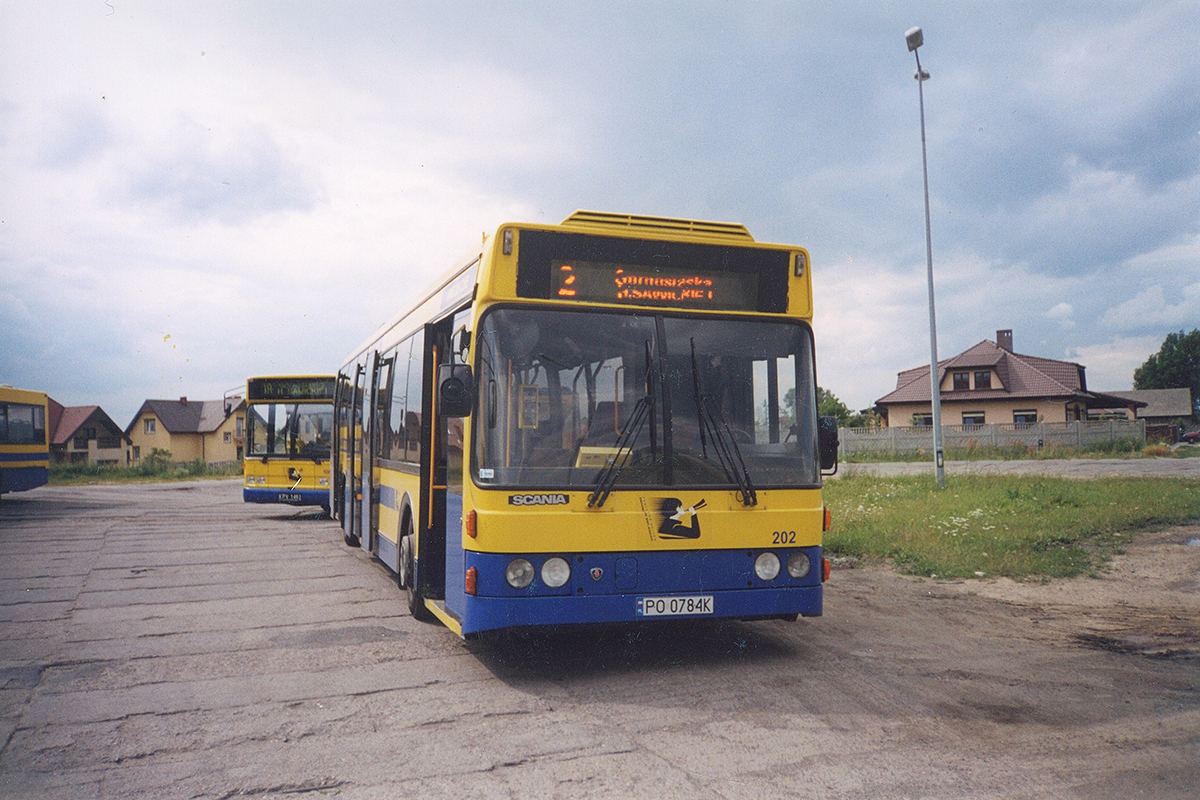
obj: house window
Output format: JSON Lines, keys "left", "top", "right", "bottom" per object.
{"left": 953, "top": 372, "right": 970, "bottom": 391}
{"left": 224, "top": 432, "right": 232, "bottom": 444}
{"left": 236, "top": 417, "right": 244, "bottom": 438}
{"left": 133, "top": 446, "right": 141, "bottom": 461}
{"left": 911, "top": 413, "right": 933, "bottom": 427}
{"left": 1013, "top": 410, "right": 1038, "bottom": 428}
{"left": 974, "top": 371, "right": 991, "bottom": 389}
{"left": 144, "top": 418, "right": 156, "bottom": 434}
{"left": 962, "top": 412, "right": 985, "bottom": 428}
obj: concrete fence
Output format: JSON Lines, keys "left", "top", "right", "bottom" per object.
{"left": 839, "top": 419, "right": 1147, "bottom": 456}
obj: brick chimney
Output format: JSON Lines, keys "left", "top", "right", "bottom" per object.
{"left": 996, "top": 330, "right": 1013, "bottom": 352}
{"left": 180, "top": 396, "right": 188, "bottom": 405}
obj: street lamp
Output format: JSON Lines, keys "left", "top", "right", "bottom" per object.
{"left": 906, "top": 26, "right": 945, "bottom": 489}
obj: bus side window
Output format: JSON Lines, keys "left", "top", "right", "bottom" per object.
{"left": 405, "top": 328, "right": 425, "bottom": 462}
{"left": 375, "top": 354, "right": 394, "bottom": 458}
{"left": 389, "top": 340, "right": 411, "bottom": 462}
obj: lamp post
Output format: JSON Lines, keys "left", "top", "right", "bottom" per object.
{"left": 906, "top": 26, "right": 945, "bottom": 489}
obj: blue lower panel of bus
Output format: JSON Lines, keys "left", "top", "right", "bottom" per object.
{"left": 243, "top": 487, "right": 328, "bottom": 507}
{"left": 0, "top": 465, "right": 49, "bottom": 494}
{"left": 453, "top": 546, "right": 823, "bottom": 635}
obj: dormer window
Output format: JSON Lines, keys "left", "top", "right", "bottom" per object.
{"left": 953, "top": 372, "right": 970, "bottom": 391}
{"left": 974, "top": 371, "right": 991, "bottom": 389}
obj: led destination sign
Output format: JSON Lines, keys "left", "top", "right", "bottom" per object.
{"left": 247, "top": 377, "right": 336, "bottom": 402}
{"left": 514, "top": 229, "right": 791, "bottom": 314}
{"left": 553, "top": 260, "right": 759, "bottom": 311}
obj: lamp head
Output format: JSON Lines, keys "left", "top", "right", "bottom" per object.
{"left": 905, "top": 27, "right": 924, "bottom": 52}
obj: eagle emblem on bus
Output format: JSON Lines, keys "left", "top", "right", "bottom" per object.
{"left": 655, "top": 498, "right": 706, "bottom": 539}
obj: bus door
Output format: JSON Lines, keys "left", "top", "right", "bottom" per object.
{"left": 440, "top": 308, "right": 472, "bottom": 618}
{"left": 332, "top": 371, "right": 347, "bottom": 520}
{"left": 369, "top": 351, "right": 395, "bottom": 560}
{"left": 357, "top": 351, "right": 378, "bottom": 553}
{"left": 412, "top": 319, "right": 450, "bottom": 610}
{"left": 345, "top": 362, "right": 366, "bottom": 547}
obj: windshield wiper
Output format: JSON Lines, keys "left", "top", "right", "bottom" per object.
{"left": 690, "top": 339, "right": 757, "bottom": 506}
{"left": 588, "top": 341, "right": 658, "bottom": 509}
{"left": 587, "top": 394, "right": 653, "bottom": 508}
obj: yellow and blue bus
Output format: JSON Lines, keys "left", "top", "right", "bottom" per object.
{"left": 333, "top": 211, "right": 838, "bottom": 636}
{"left": 243, "top": 376, "right": 335, "bottom": 510}
{"left": 0, "top": 386, "right": 50, "bottom": 496}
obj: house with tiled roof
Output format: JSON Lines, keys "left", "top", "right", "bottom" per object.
{"left": 126, "top": 396, "right": 246, "bottom": 465}
{"left": 875, "top": 329, "right": 1144, "bottom": 428}
{"left": 47, "top": 399, "right": 132, "bottom": 465}
{"left": 1088, "top": 388, "right": 1193, "bottom": 424}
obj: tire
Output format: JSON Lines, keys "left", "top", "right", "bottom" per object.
{"left": 400, "top": 520, "right": 435, "bottom": 623}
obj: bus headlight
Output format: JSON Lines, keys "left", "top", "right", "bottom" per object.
{"left": 505, "top": 558, "right": 535, "bottom": 589}
{"left": 754, "top": 552, "right": 781, "bottom": 581}
{"left": 786, "top": 552, "right": 812, "bottom": 579}
{"left": 540, "top": 557, "right": 571, "bottom": 588}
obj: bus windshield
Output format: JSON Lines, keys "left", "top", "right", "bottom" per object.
{"left": 474, "top": 307, "right": 819, "bottom": 490}
{"left": 247, "top": 403, "right": 333, "bottom": 459}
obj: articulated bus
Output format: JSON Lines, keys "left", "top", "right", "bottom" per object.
{"left": 243, "top": 376, "right": 335, "bottom": 510}
{"left": 333, "top": 211, "right": 838, "bottom": 637}
{"left": 0, "top": 386, "right": 50, "bottom": 497}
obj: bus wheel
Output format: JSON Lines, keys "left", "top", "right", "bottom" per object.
{"left": 401, "top": 531, "right": 435, "bottom": 622}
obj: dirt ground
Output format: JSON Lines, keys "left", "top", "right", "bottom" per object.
{"left": 814, "top": 518, "right": 1200, "bottom": 799}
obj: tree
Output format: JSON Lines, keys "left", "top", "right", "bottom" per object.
{"left": 1133, "top": 329, "right": 1200, "bottom": 418}
{"left": 816, "top": 387, "right": 852, "bottom": 426}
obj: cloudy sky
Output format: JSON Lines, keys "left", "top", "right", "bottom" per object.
{"left": 2, "top": 1, "right": 1198, "bottom": 426}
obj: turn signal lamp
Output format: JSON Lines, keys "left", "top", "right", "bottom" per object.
{"left": 822, "top": 558, "right": 831, "bottom": 583}
{"left": 823, "top": 507, "right": 832, "bottom": 532}
{"left": 465, "top": 566, "right": 478, "bottom": 595}
{"left": 465, "top": 510, "right": 477, "bottom": 538}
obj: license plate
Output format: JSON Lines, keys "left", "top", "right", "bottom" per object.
{"left": 637, "top": 595, "right": 714, "bottom": 617}
{"left": 277, "top": 493, "right": 303, "bottom": 502}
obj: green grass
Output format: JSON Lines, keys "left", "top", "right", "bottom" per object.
{"left": 823, "top": 474, "right": 1200, "bottom": 580}
{"left": 49, "top": 460, "right": 242, "bottom": 486}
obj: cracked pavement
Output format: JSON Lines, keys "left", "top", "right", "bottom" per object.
{"left": 1, "top": 478, "right": 1197, "bottom": 799}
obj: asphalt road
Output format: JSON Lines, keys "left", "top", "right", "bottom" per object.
{"left": 1, "top": 476, "right": 1197, "bottom": 799}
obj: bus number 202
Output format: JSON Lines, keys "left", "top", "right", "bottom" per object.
{"left": 772, "top": 530, "right": 796, "bottom": 544}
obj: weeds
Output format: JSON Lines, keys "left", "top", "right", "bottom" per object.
{"left": 49, "top": 457, "right": 241, "bottom": 485}
{"left": 824, "top": 473, "right": 1200, "bottom": 580}
{"left": 843, "top": 438, "right": 1156, "bottom": 463}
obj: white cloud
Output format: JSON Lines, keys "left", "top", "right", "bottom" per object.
{"left": 1101, "top": 283, "right": 1200, "bottom": 331}
{"left": 1065, "top": 336, "right": 1164, "bottom": 392}
{"left": 1047, "top": 301, "right": 1075, "bottom": 329}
